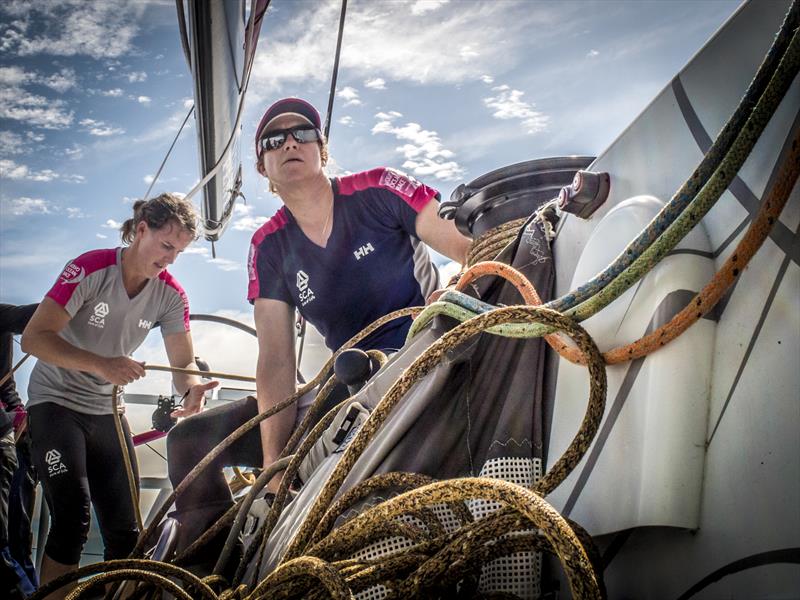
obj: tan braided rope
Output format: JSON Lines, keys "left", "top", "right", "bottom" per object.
{"left": 27, "top": 558, "right": 217, "bottom": 600}
{"left": 174, "top": 500, "right": 241, "bottom": 565}
{"left": 309, "top": 472, "right": 438, "bottom": 546}
{"left": 239, "top": 395, "right": 355, "bottom": 583}
{"left": 466, "top": 219, "right": 527, "bottom": 267}
{"left": 65, "top": 569, "right": 195, "bottom": 600}
{"left": 247, "top": 555, "right": 353, "bottom": 600}
{"left": 131, "top": 307, "right": 422, "bottom": 558}
{"left": 214, "top": 455, "right": 295, "bottom": 575}
{"left": 398, "top": 532, "right": 551, "bottom": 597}
{"left": 437, "top": 131, "right": 800, "bottom": 367}
{"left": 111, "top": 385, "right": 143, "bottom": 530}
{"left": 283, "top": 306, "right": 606, "bottom": 561}
{"left": 300, "top": 478, "right": 601, "bottom": 599}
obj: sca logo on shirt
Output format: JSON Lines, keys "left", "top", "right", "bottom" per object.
{"left": 45, "top": 449, "right": 68, "bottom": 476}
{"left": 296, "top": 270, "right": 315, "bottom": 306}
{"left": 89, "top": 302, "right": 110, "bottom": 328}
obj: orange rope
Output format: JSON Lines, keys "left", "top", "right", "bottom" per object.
{"left": 455, "top": 261, "right": 578, "bottom": 360}
{"left": 455, "top": 129, "right": 799, "bottom": 366}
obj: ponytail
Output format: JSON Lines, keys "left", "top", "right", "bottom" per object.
{"left": 119, "top": 193, "right": 199, "bottom": 245}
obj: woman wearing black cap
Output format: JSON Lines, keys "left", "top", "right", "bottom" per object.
{"left": 166, "top": 98, "right": 469, "bottom": 566}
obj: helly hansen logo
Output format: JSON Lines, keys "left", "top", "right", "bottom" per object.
{"left": 354, "top": 243, "right": 374, "bottom": 260}
{"left": 45, "top": 449, "right": 68, "bottom": 476}
{"left": 296, "top": 270, "right": 315, "bottom": 306}
{"left": 89, "top": 302, "right": 109, "bottom": 329}
{"left": 139, "top": 319, "right": 152, "bottom": 329}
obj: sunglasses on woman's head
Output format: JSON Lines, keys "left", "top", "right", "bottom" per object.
{"left": 258, "top": 125, "right": 321, "bottom": 153}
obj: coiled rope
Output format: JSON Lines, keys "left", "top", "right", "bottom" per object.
{"left": 35, "top": 4, "right": 797, "bottom": 597}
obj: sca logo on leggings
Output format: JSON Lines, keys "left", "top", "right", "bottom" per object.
{"left": 44, "top": 449, "right": 68, "bottom": 476}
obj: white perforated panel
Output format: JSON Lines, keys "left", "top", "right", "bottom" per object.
{"left": 346, "top": 456, "right": 545, "bottom": 599}
{"left": 474, "top": 456, "right": 544, "bottom": 599}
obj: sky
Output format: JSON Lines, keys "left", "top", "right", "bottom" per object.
{"left": 1, "top": 0, "right": 743, "bottom": 399}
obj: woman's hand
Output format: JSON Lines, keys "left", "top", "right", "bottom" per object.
{"left": 97, "top": 356, "right": 146, "bottom": 385}
{"left": 171, "top": 380, "right": 219, "bottom": 418}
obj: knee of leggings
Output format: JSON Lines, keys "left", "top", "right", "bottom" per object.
{"left": 45, "top": 523, "right": 89, "bottom": 565}
{"left": 102, "top": 527, "right": 138, "bottom": 561}
{"left": 166, "top": 419, "right": 203, "bottom": 483}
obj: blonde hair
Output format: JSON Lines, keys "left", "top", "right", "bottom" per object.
{"left": 120, "top": 193, "right": 199, "bottom": 245}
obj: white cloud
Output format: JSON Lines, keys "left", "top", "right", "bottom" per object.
{"left": 364, "top": 77, "right": 386, "bottom": 90}
{"left": 42, "top": 68, "right": 77, "bottom": 92}
{"left": 247, "top": 1, "right": 562, "bottom": 93}
{"left": 182, "top": 246, "right": 210, "bottom": 256}
{"left": 127, "top": 71, "right": 147, "bottom": 83}
{"left": 132, "top": 106, "right": 195, "bottom": 145}
{"left": 182, "top": 98, "right": 194, "bottom": 109}
{"left": 0, "top": 67, "right": 74, "bottom": 129}
{"left": 480, "top": 74, "right": 494, "bottom": 84}
{"left": 80, "top": 118, "right": 125, "bottom": 137}
{"left": 102, "top": 88, "right": 124, "bottom": 97}
{"left": 232, "top": 204, "right": 268, "bottom": 232}
{"left": 0, "top": 66, "right": 33, "bottom": 86}
{"left": 375, "top": 111, "right": 402, "bottom": 121}
{"left": 0, "top": 131, "right": 26, "bottom": 155}
{"left": 65, "top": 144, "right": 83, "bottom": 160}
{"left": 66, "top": 207, "right": 86, "bottom": 218}
{"left": 96, "top": 233, "right": 108, "bottom": 239}
{"left": 410, "top": 0, "right": 450, "bottom": 16}
{"left": 27, "top": 131, "right": 44, "bottom": 142}
{"left": 587, "top": 49, "right": 599, "bottom": 58}
{"left": 372, "top": 114, "right": 464, "bottom": 181}
{"left": 0, "top": 66, "right": 75, "bottom": 92}
{"left": 137, "top": 95, "right": 151, "bottom": 105}
{"left": 1, "top": 0, "right": 144, "bottom": 59}
{"left": 3, "top": 2, "right": 143, "bottom": 59}
{"left": 459, "top": 45, "right": 479, "bottom": 59}
{"left": 144, "top": 174, "right": 155, "bottom": 184}
{"left": 483, "top": 85, "right": 549, "bottom": 134}
{"left": 103, "top": 218, "right": 123, "bottom": 229}
{"left": 338, "top": 116, "right": 354, "bottom": 127}
{"left": 337, "top": 86, "right": 361, "bottom": 107}
{"left": 0, "top": 196, "right": 53, "bottom": 216}
{"left": 0, "top": 158, "right": 84, "bottom": 183}
{"left": 208, "top": 257, "right": 242, "bottom": 271}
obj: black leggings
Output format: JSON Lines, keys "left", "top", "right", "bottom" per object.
{"left": 167, "top": 396, "right": 262, "bottom": 518}
{"left": 28, "top": 403, "right": 139, "bottom": 564}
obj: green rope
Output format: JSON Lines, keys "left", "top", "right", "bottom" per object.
{"left": 568, "top": 27, "right": 800, "bottom": 322}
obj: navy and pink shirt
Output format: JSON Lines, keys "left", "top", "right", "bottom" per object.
{"left": 247, "top": 168, "right": 440, "bottom": 351}
{"left": 27, "top": 247, "right": 190, "bottom": 415}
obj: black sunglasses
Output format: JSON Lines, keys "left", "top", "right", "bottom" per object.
{"left": 258, "top": 125, "right": 321, "bottom": 153}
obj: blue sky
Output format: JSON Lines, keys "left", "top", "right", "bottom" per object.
{"left": 1, "top": 0, "right": 741, "bottom": 396}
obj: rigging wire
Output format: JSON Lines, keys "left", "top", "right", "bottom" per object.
{"left": 323, "top": 0, "right": 348, "bottom": 140}
{"left": 296, "top": 0, "right": 348, "bottom": 372}
{"left": 142, "top": 104, "right": 195, "bottom": 201}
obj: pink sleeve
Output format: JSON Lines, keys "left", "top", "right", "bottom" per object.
{"left": 337, "top": 168, "right": 439, "bottom": 213}
{"left": 46, "top": 249, "right": 116, "bottom": 314}
{"left": 158, "top": 271, "right": 191, "bottom": 333}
